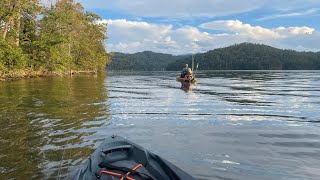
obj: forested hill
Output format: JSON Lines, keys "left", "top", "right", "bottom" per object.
{"left": 167, "top": 43, "right": 320, "bottom": 70}
{"left": 108, "top": 51, "right": 186, "bottom": 71}
{"left": 109, "top": 43, "right": 320, "bottom": 71}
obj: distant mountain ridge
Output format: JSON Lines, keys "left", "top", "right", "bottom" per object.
{"left": 108, "top": 43, "right": 320, "bottom": 71}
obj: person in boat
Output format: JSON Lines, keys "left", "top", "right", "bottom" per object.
{"left": 180, "top": 64, "right": 192, "bottom": 78}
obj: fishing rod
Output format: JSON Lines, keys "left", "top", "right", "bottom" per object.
{"left": 192, "top": 54, "right": 194, "bottom": 72}
{"left": 193, "top": 63, "right": 199, "bottom": 79}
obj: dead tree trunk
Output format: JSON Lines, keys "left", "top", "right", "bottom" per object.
{"left": 15, "top": 2, "right": 21, "bottom": 47}
{"left": 2, "top": 1, "right": 17, "bottom": 40}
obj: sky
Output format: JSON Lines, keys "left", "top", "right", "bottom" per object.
{"left": 77, "top": 0, "right": 320, "bottom": 54}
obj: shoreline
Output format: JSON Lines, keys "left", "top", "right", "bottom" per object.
{"left": 0, "top": 69, "right": 98, "bottom": 81}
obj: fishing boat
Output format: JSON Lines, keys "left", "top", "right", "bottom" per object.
{"left": 72, "top": 135, "right": 195, "bottom": 180}
{"left": 176, "top": 54, "right": 198, "bottom": 86}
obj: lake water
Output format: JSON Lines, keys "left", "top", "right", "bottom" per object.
{"left": 0, "top": 71, "right": 320, "bottom": 180}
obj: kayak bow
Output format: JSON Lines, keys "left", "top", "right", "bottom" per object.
{"left": 72, "top": 135, "right": 195, "bottom": 180}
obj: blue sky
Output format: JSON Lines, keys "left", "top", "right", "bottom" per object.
{"left": 78, "top": 0, "right": 320, "bottom": 54}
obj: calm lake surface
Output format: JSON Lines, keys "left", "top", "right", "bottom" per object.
{"left": 0, "top": 71, "right": 320, "bottom": 180}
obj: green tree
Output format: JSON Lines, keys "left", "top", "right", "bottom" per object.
{"left": 0, "top": 39, "right": 26, "bottom": 74}
{"left": 38, "top": 0, "right": 109, "bottom": 71}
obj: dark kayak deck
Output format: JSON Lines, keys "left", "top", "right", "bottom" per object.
{"left": 72, "top": 135, "right": 195, "bottom": 180}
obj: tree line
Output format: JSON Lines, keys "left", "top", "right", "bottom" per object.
{"left": 108, "top": 51, "right": 186, "bottom": 71}
{"left": 109, "top": 43, "right": 320, "bottom": 71}
{"left": 0, "top": 0, "right": 110, "bottom": 79}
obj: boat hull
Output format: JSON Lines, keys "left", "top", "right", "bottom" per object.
{"left": 72, "top": 135, "right": 195, "bottom": 180}
{"left": 176, "top": 77, "right": 196, "bottom": 83}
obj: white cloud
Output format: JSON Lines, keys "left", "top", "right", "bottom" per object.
{"left": 99, "top": 19, "right": 172, "bottom": 41}
{"left": 99, "top": 19, "right": 182, "bottom": 54}
{"left": 258, "top": 8, "right": 320, "bottom": 21}
{"left": 199, "top": 20, "right": 315, "bottom": 40}
{"left": 275, "top": 26, "right": 315, "bottom": 36}
{"left": 101, "top": 19, "right": 319, "bottom": 54}
{"left": 199, "top": 20, "right": 281, "bottom": 40}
